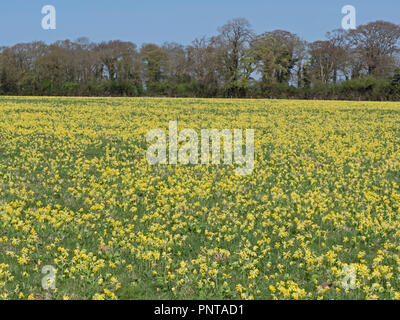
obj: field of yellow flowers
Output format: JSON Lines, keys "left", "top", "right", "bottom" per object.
{"left": 0, "top": 96, "right": 400, "bottom": 300}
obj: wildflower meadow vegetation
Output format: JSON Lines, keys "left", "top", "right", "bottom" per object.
{"left": 0, "top": 96, "right": 400, "bottom": 300}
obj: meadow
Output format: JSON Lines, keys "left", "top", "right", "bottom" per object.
{"left": 0, "top": 96, "right": 400, "bottom": 300}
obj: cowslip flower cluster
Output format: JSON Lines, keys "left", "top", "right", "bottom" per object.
{"left": 0, "top": 97, "right": 399, "bottom": 300}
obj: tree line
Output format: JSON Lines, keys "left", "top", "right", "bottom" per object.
{"left": 1, "top": 18, "right": 400, "bottom": 100}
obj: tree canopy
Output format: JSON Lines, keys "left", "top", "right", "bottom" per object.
{"left": 1, "top": 19, "right": 399, "bottom": 100}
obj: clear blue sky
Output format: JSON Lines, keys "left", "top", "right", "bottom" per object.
{"left": 0, "top": 0, "right": 399, "bottom": 47}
